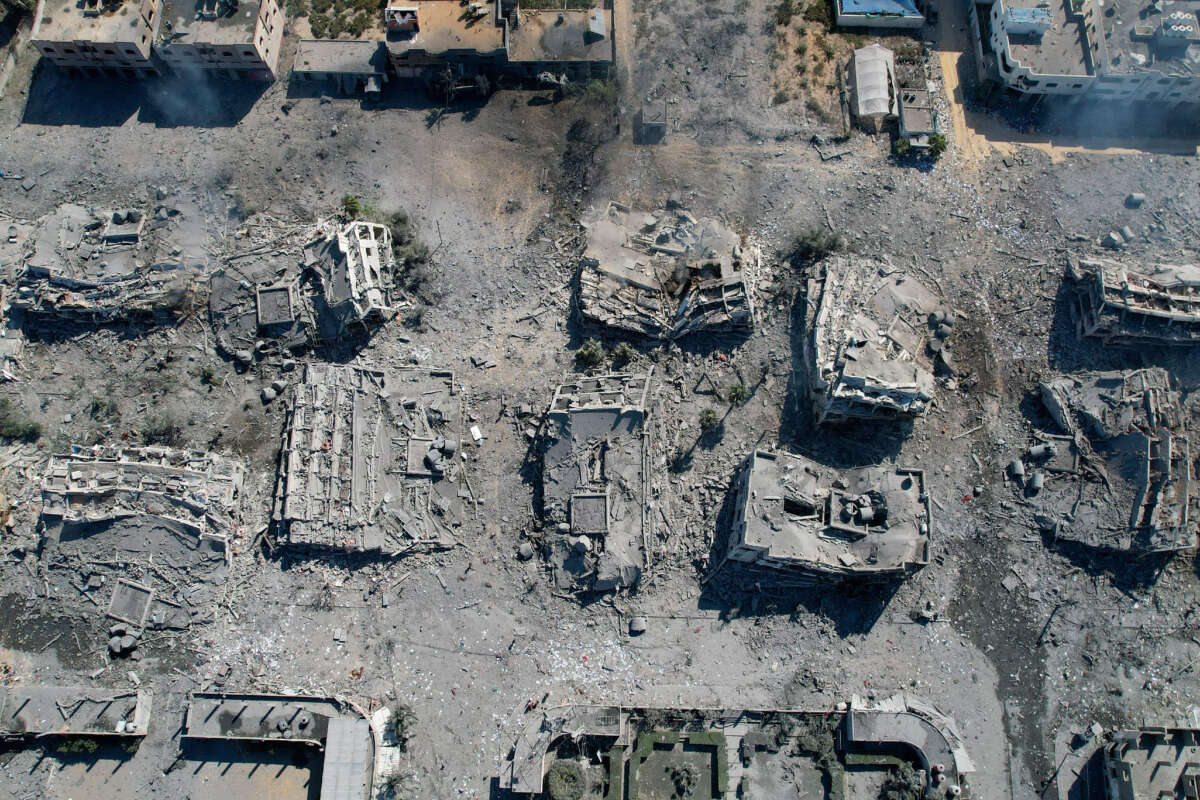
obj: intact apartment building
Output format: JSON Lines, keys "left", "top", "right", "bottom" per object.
{"left": 155, "top": 0, "right": 284, "bottom": 79}
{"left": 971, "top": 0, "right": 1200, "bottom": 103}
{"left": 32, "top": 0, "right": 163, "bottom": 77}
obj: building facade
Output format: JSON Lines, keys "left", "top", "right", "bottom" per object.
{"left": 31, "top": 0, "right": 163, "bottom": 77}
{"left": 155, "top": 0, "right": 284, "bottom": 79}
{"left": 973, "top": 0, "right": 1200, "bottom": 103}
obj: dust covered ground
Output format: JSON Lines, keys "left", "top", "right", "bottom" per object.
{"left": 0, "top": 3, "right": 1197, "bottom": 799}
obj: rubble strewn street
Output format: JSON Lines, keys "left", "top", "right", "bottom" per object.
{"left": 0, "top": 0, "right": 1198, "bottom": 796}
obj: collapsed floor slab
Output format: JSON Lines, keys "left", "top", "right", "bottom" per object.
{"left": 1019, "top": 369, "right": 1196, "bottom": 554}
{"left": 578, "top": 202, "right": 755, "bottom": 340}
{"left": 539, "top": 372, "right": 653, "bottom": 591}
{"left": 0, "top": 686, "right": 152, "bottom": 738}
{"left": 1068, "top": 258, "right": 1200, "bottom": 347}
{"left": 272, "top": 364, "right": 467, "bottom": 555}
{"left": 803, "top": 256, "right": 945, "bottom": 425}
{"left": 726, "top": 449, "right": 931, "bottom": 581}
{"left": 1102, "top": 723, "right": 1200, "bottom": 800}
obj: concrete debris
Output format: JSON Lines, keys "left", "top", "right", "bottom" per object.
{"left": 272, "top": 364, "right": 466, "bottom": 555}
{"left": 1027, "top": 369, "right": 1196, "bottom": 554}
{"left": 727, "top": 449, "right": 931, "bottom": 581}
{"left": 40, "top": 444, "right": 246, "bottom": 549}
{"left": 540, "top": 372, "right": 654, "bottom": 592}
{"left": 577, "top": 202, "right": 755, "bottom": 340}
{"left": 10, "top": 203, "right": 204, "bottom": 328}
{"left": 1069, "top": 258, "right": 1200, "bottom": 346}
{"left": 804, "top": 256, "right": 943, "bottom": 424}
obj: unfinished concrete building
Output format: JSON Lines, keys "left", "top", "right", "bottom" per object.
{"left": 40, "top": 445, "right": 246, "bottom": 550}
{"left": 303, "top": 220, "right": 398, "bottom": 340}
{"left": 726, "top": 449, "right": 931, "bottom": 581}
{"left": 12, "top": 203, "right": 204, "bottom": 328}
{"left": 804, "top": 256, "right": 944, "bottom": 425}
{"left": 501, "top": 697, "right": 973, "bottom": 798}
{"left": 273, "top": 364, "right": 468, "bottom": 555}
{"left": 155, "top": 0, "right": 285, "bottom": 80}
{"left": 540, "top": 373, "right": 652, "bottom": 592}
{"left": 1104, "top": 726, "right": 1200, "bottom": 800}
{"left": 0, "top": 686, "right": 152, "bottom": 738}
{"left": 292, "top": 39, "right": 388, "bottom": 95}
{"left": 578, "top": 202, "right": 755, "bottom": 340}
{"left": 31, "top": 0, "right": 162, "bottom": 77}
{"left": 184, "top": 692, "right": 373, "bottom": 799}
{"left": 1069, "top": 258, "right": 1200, "bottom": 346}
{"left": 1030, "top": 369, "right": 1196, "bottom": 554}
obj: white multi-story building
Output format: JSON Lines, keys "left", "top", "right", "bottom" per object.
{"left": 972, "top": 0, "right": 1200, "bottom": 103}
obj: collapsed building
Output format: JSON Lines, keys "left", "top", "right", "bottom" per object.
{"left": 1103, "top": 724, "right": 1200, "bottom": 800}
{"left": 577, "top": 202, "right": 755, "bottom": 340}
{"left": 272, "top": 364, "right": 468, "bottom": 556}
{"left": 803, "top": 256, "right": 947, "bottom": 424}
{"left": 210, "top": 218, "right": 399, "bottom": 357}
{"left": 1024, "top": 368, "right": 1196, "bottom": 553}
{"left": 726, "top": 449, "right": 931, "bottom": 581}
{"left": 1068, "top": 258, "right": 1200, "bottom": 346}
{"left": 183, "top": 692, "right": 373, "bottom": 800}
{"left": 10, "top": 203, "right": 205, "bottom": 328}
{"left": 500, "top": 697, "right": 973, "bottom": 797}
{"left": 539, "top": 373, "right": 652, "bottom": 592}
{"left": 0, "top": 686, "right": 152, "bottom": 738}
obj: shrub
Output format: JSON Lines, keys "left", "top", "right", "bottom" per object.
{"left": 892, "top": 137, "right": 912, "bottom": 156}
{"left": 929, "top": 132, "right": 948, "bottom": 158}
{"left": 671, "top": 762, "right": 700, "bottom": 798}
{"left": 789, "top": 227, "right": 844, "bottom": 265}
{"left": 576, "top": 339, "right": 606, "bottom": 367}
{"left": 386, "top": 702, "right": 418, "bottom": 750}
{"left": 611, "top": 342, "right": 635, "bottom": 367}
{"left": 584, "top": 79, "right": 618, "bottom": 104}
{"left": 142, "top": 414, "right": 183, "bottom": 447}
{"left": 774, "top": 0, "right": 795, "bottom": 26}
{"left": 773, "top": 89, "right": 790, "bottom": 106}
{"left": 0, "top": 399, "right": 41, "bottom": 442}
{"left": 198, "top": 365, "right": 220, "bottom": 386}
{"left": 699, "top": 408, "right": 720, "bottom": 431}
{"left": 342, "top": 194, "right": 372, "bottom": 218}
{"left": 803, "top": 0, "right": 833, "bottom": 26}
{"left": 727, "top": 384, "right": 749, "bottom": 405}
{"left": 546, "top": 760, "right": 585, "bottom": 800}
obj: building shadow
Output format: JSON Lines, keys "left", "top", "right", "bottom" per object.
{"left": 179, "top": 739, "right": 322, "bottom": 800}
{"left": 139, "top": 72, "right": 269, "bottom": 127}
{"left": 21, "top": 62, "right": 140, "bottom": 127}
{"left": 1039, "top": 534, "right": 1174, "bottom": 592}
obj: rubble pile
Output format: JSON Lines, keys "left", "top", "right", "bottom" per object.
{"left": 303, "top": 219, "right": 398, "bottom": 340}
{"left": 726, "top": 449, "right": 931, "bottom": 581}
{"left": 1068, "top": 258, "right": 1200, "bottom": 346}
{"left": 11, "top": 203, "right": 205, "bottom": 327}
{"left": 578, "top": 202, "right": 755, "bottom": 340}
{"left": 539, "top": 372, "right": 653, "bottom": 592}
{"left": 272, "top": 364, "right": 468, "bottom": 555}
{"left": 1017, "top": 368, "right": 1196, "bottom": 554}
{"left": 803, "top": 256, "right": 947, "bottom": 425}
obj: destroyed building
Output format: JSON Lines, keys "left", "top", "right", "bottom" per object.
{"left": 184, "top": 692, "right": 373, "bottom": 799}
{"left": 803, "top": 256, "right": 945, "bottom": 425}
{"left": 500, "top": 697, "right": 973, "bottom": 797}
{"left": 31, "top": 0, "right": 163, "bottom": 77}
{"left": 577, "top": 202, "right": 755, "bottom": 340}
{"left": 272, "top": 364, "right": 469, "bottom": 555}
{"left": 11, "top": 203, "right": 205, "bottom": 328}
{"left": 40, "top": 444, "right": 246, "bottom": 548}
{"left": 539, "top": 373, "right": 652, "bottom": 592}
{"left": 1104, "top": 725, "right": 1200, "bottom": 800}
{"left": 210, "top": 218, "right": 399, "bottom": 357}
{"left": 0, "top": 686, "right": 152, "bottom": 738}
{"left": 36, "top": 445, "right": 244, "bottom": 636}
{"left": 155, "top": 0, "right": 285, "bottom": 80}
{"left": 726, "top": 449, "right": 931, "bottom": 580}
{"left": 303, "top": 220, "right": 398, "bottom": 338}
{"left": 1068, "top": 258, "right": 1200, "bottom": 346}
{"left": 1028, "top": 368, "right": 1196, "bottom": 554}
